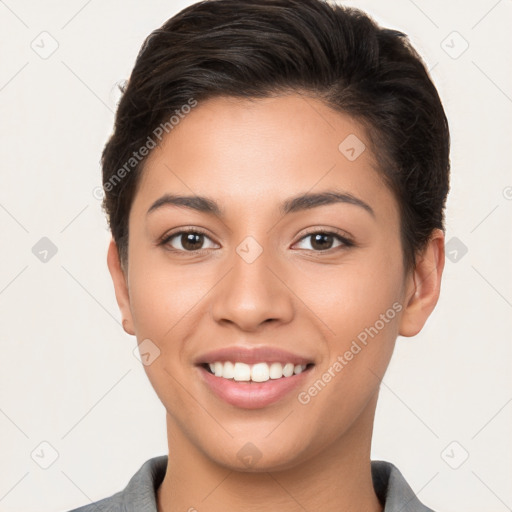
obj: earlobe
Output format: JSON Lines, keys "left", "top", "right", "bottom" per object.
{"left": 106, "top": 238, "right": 135, "bottom": 336}
{"left": 398, "top": 229, "right": 445, "bottom": 337}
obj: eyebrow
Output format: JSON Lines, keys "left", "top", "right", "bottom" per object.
{"left": 146, "top": 190, "right": 375, "bottom": 218}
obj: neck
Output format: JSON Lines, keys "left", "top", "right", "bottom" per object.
{"left": 157, "top": 394, "right": 383, "bottom": 512}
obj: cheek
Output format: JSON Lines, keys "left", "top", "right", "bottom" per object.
{"left": 295, "top": 252, "right": 404, "bottom": 341}
{"left": 296, "top": 252, "right": 404, "bottom": 419}
{"left": 126, "top": 263, "right": 201, "bottom": 411}
{"left": 294, "top": 269, "right": 402, "bottom": 442}
{"left": 127, "top": 253, "right": 208, "bottom": 341}
{"left": 337, "top": 276, "right": 402, "bottom": 342}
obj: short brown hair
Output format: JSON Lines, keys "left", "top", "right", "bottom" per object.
{"left": 101, "top": 0, "right": 450, "bottom": 271}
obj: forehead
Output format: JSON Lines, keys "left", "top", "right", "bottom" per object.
{"left": 132, "top": 94, "right": 397, "bottom": 223}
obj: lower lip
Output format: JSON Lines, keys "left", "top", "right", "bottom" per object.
{"left": 197, "top": 365, "right": 314, "bottom": 409}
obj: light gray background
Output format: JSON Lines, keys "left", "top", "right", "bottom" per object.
{"left": 1, "top": 1, "right": 511, "bottom": 511}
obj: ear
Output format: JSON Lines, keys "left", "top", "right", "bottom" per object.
{"left": 399, "top": 229, "right": 445, "bottom": 337}
{"left": 107, "top": 238, "right": 135, "bottom": 336}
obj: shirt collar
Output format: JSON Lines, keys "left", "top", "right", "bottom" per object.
{"left": 86, "top": 456, "right": 434, "bottom": 512}
{"left": 371, "top": 460, "right": 435, "bottom": 511}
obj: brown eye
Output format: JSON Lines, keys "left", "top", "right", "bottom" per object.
{"left": 180, "top": 232, "right": 205, "bottom": 251}
{"left": 309, "top": 233, "right": 335, "bottom": 250}
{"left": 294, "top": 230, "right": 353, "bottom": 252}
{"left": 161, "top": 230, "right": 218, "bottom": 252}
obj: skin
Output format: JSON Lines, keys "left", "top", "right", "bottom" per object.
{"left": 107, "top": 93, "right": 445, "bottom": 512}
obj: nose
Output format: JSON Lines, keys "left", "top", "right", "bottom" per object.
{"left": 209, "top": 241, "right": 294, "bottom": 332}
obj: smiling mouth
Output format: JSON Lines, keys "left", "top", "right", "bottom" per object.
{"left": 200, "top": 361, "right": 315, "bottom": 383}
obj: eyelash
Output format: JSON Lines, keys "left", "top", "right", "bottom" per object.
{"left": 158, "top": 227, "right": 355, "bottom": 255}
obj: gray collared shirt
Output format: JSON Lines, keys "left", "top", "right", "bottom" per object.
{"left": 66, "top": 456, "right": 435, "bottom": 511}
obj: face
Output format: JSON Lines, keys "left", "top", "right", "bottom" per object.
{"left": 109, "top": 93, "right": 443, "bottom": 472}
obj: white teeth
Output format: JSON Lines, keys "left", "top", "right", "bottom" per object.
{"left": 251, "top": 362, "right": 269, "bottom": 382}
{"left": 233, "top": 362, "right": 251, "bottom": 381}
{"left": 222, "top": 361, "right": 235, "bottom": 379}
{"left": 269, "top": 362, "right": 283, "bottom": 379}
{"left": 205, "top": 361, "right": 308, "bottom": 382}
{"left": 214, "top": 362, "right": 223, "bottom": 377}
{"left": 282, "top": 363, "right": 294, "bottom": 377}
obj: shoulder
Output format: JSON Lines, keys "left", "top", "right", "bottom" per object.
{"left": 371, "top": 460, "right": 437, "bottom": 512}
{"left": 63, "top": 455, "right": 168, "bottom": 512}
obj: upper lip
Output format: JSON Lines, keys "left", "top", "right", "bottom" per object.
{"left": 195, "top": 346, "right": 315, "bottom": 366}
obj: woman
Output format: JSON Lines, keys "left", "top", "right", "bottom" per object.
{"left": 69, "top": 0, "right": 449, "bottom": 510}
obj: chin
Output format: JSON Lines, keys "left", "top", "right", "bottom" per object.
{"left": 205, "top": 441, "right": 310, "bottom": 473}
